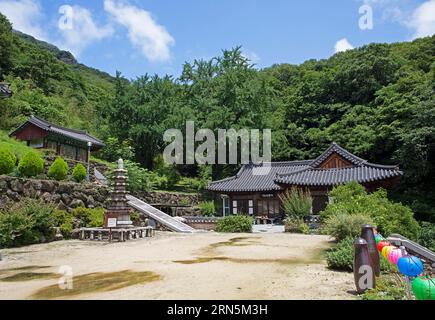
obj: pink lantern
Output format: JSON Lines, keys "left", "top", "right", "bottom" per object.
{"left": 388, "top": 248, "right": 403, "bottom": 265}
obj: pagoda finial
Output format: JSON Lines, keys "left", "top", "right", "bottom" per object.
{"left": 118, "top": 158, "right": 124, "bottom": 170}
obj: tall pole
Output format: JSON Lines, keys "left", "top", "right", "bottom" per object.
{"left": 87, "top": 141, "right": 92, "bottom": 181}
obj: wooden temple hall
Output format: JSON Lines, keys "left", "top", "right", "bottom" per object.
{"left": 208, "top": 143, "right": 403, "bottom": 220}
{"left": 9, "top": 115, "right": 105, "bottom": 162}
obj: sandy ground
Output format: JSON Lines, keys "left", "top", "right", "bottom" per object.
{"left": 0, "top": 232, "right": 355, "bottom": 300}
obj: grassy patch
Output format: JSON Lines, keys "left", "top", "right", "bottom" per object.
{"left": 30, "top": 270, "right": 161, "bottom": 299}
{"left": 0, "top": 130, "right": 38, "bottom": 159}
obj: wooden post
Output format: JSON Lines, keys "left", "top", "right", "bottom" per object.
{"left": 354, "top": 237, "right": 376, "bottom": 294}
{"left": 361, "top": 224, "right": 380, "bottom": 277}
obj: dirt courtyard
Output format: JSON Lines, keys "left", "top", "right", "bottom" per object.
{"left": 0, "top": 232, "right": 355, "bottom": 300}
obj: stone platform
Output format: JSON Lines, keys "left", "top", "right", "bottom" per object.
{"left": 79, "top": 226, "right": 155, "bottom": 242}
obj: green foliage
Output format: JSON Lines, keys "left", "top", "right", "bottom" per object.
{"left": 326, "top": 236, "right": 397, "bottom": 272}
{"left": 18, "top": 151, "right": 44, "bottom": 177}
{"left": 52, "top": 209, "right": 74, "bottom": 238}
{"left": 322, "top": 182, "right": 420, "bottom": 240}
{"left": 121, "top": 160, "right": 156, "bottom": 192}
{"left": 284, "top": 218, "right": 311, "bottom": 234}
{"left": 279, "top": 187, "right": 312, "bottom": 219}
{"left": 325, "top": 237, "right": 355, "bottom": 271}
{"left": 216, "top": 215, "right": 253, "bottom": 233}
{"left": 0, "top": 147, "right": 16, "bottom": 175}
{"left": 322, "top": 213, "right": 374, "bottom": 242}
{"left": 198, "top": 201, "right": 215, "bottom": 217}
{"left": 0, "top": 131, "right": 37, "bottom": 159}
{"left": 72, "top": 207, "right": 105, "bottom": 228}
{"left": 100, "top": 137, "right": 135, "bottom": 162}
{"left": 418, "top": 222, "right": 435, "bottom": 252}
{"left": 361, "top": 274, "right": 406, "bottom": 300}
{"left": 47, "top": 157, "right": 69, "bottom": 181}
{"left": 72, "top": 163, "right": 87, "bottom": 183}
{"left": 0, "top": 199, "right": 56, "bottom": 248}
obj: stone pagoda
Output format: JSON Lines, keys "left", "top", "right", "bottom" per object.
{"left": 104, "top": 159, "right": 133, "bottom": 228}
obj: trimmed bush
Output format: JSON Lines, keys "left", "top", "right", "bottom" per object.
{"left": 284, "top": 217, "right": 310, "bottom": 234}
{"left": 198, "top": 201, "right": 215, "bottom": 217}
{"left": 322, "top": 213, "right": 374, "bottom": 241}
{"left": 0, "top": 199, "right": 56, "bottom": 248}
{"left": 361, "top": 274, "right": 406, "bottom": 300}
{"left": 72, "top": 163, "right": 87, "bottom": 182}
{"left": 0, "top": 147, "right": 16, "bottom": 175}
{"left": 18, "top": 151, "right": 44, "bottom": 177}
{"left": 279, "top": 187, "right": 312, "bottom": 219}
{"left": 216, "top": 215, "right": 253, "bottom": 233}
{"left": 72, "top": 207, "right": 105, "bottom": 228}
{"left": 48, "top": 157, "right": 69, "bottom": 181}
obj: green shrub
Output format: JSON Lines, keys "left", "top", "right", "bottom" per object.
{"left": 284, "top": 217, "right": 311, "bottom": 234}
{"left": 52, "top": 210, "right": 74, "bottom": 238}
{"left": 322, "top": 213, "right": 374, "bottom": 241}
{"left": 325, "top": 237, "right": 355, "bottom": 271}
{"left": 326, "top": 236, "right": 397, "bottom": 272}
{"left": 72, "top": 163, "right": 87, "bottom": 182}
{"left": 48, "top": 157, "right": 69, "bottom": 181}
{"left": 0, "top": 199, "right": 56, "bottom": 248}
{"left": 216, "top": 215, "right": 253, "bottom": 233}
{"left": 72, "top": 207, "right": 105, "bottom": 228}
{"left": 322, "top": 181, "right": 420, "bottom": 240}
{"left": 0, "top": 147, "right": 16, "bottom": 175}
{"left": 361, "top": 274, "right": 406, "bottom": 300}
{"left": 279, "top": 187, "right": 312, "bottom": 219}
{"left": 418, "top": 222, "right": 435, "bottom": 252}
{"left": 198, "top": 201, "right": 215, "bottom": 217}
{"left": 18, "top": 151, "right": 44, "bottom": 177}
{"left": 120, "top": 160, "right": 156, "bottom": 192}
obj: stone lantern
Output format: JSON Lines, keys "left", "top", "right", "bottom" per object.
{"left": 104, "top": 159, "right": 133, "bottom": 228}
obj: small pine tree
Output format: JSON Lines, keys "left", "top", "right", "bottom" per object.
{"left": 48, "top": 157, "right": 69, "bottom": 181}
{"left": 18, "top": 151, "right": 44, "bottom": 177}
{"left": 0, "top": 148, "right": 16, "bottom": 175}
{"left": 72, "top": 163, "right": 87, "bottom": 182}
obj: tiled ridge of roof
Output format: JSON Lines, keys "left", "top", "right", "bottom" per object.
{"left": 310, "top": 142, "right": 366, "bottom": 168}
{"left": 0, "top": 83, "right": 12, "bottom": 97}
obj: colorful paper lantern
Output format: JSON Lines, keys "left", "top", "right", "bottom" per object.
{"left": 382, "top": 246, "right": 396, "bottom": 259}
{"left": 388, "top": 248, "right": 403, "bottom": 265}
{"left": 397, "top": 255, "right": 424, "bottom": 277}
{"left": 412, "top": 277, "right": 435, "bottom": 300}
{"left": 377, "top": 240, "right": 390, "bottom": 252}
{"left": 374, "top": 235, "right": 384, "bottom": 244}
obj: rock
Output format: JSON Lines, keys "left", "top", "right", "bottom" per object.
{"left": 57, "top": 200, "right": 68, "bottom": 211}
{"left": 61, "top": 193, "right": 71, "bottom": 205}
{"left": 58, "top": 183, "right": 73, "bottom": 194}
{"left": 86, "top": 195, "right": 95, "bottom": 208}
{"left": 41, "top": 180, "right": 55, "bottom": 192}
{"left": 6, "top": 190, "right": 20, "bottom": 201}
{"left": 10, "top": 179, "right": 24, "bottom": 193}
{"left": 41, "top": 192, "right": 52, "bottom": 203}
{"left": 70, "top": 199, "right": 85, "bottom": 209}
{"left": 33, "top": 180, "right": 42, "bottom": 190}
{"left": 0, "top": 179, "right": 8, "bottom": 191}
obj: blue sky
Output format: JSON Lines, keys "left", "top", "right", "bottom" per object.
{"left": 0, "top": 0, "right": 434, "bottom": 79}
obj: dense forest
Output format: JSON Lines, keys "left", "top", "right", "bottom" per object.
{"left": 0, "top": 13, "right": 434, "bottom": 221}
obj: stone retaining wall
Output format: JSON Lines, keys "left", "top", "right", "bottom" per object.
{"left": 0, "top": 176, "right": 110, "bottom": 212}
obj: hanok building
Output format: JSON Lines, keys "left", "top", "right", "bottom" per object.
{"left": 9, "top": 115, "right": 105, "bottom": 162}
{"left": 208, "top": 143, "right": 402, "bottom": 220}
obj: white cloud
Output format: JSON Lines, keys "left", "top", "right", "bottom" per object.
{"left": 0, "top": 0, "right": 47, "bottom": 40}
{"left": 56, "top": 5, "right": 113, "bottom": 57}
{"left": 334, "top": 38, "right": 354, "bottom": 53}
{"left": 407, "top": 0, "right": 435, "bottom": 39}
{"left": 104, "top": 0, "right": 175, "bottom": 62}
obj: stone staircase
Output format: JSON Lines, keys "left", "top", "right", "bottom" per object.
{"left": 126, "top": 195, "right": 197, "bottom": 233}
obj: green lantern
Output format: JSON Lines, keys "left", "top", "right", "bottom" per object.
{"left": 412, "top": 277, "right": 435, "bottom": 300}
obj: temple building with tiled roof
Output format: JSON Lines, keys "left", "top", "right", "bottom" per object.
{"left": 208, "top": 143, "right": 402, "bottom": 219}
{"left": 9, "top": 115, "right": 105, "bottom": 162}
{"left": 0, "top": 83, "right": 12, "bottom": 98}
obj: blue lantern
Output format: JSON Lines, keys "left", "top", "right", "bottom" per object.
{"left": 397, "top": 255, "right": 424, "bottom": 277}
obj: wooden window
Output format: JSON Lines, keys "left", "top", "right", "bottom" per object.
{"left": 257, "top": 199, "right": 280, "bottom": 217}
{"left": 222, "top": 197, "right": 230, "bottom": 216}
{"left": 232, "top": 201, "right": 237, "bottom": 215}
